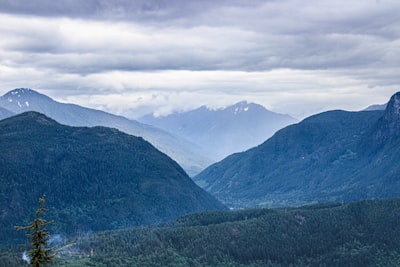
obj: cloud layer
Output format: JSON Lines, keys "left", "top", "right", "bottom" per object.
{"left": 0, "top": 0, "right": 399, "bottom": 118}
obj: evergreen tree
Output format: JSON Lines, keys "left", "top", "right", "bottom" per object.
{"left": 16, "top": 194, "right": 54, "bottom": 267}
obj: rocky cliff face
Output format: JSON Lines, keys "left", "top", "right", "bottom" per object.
{"left": 373, "top": 92, "right": 400, "bottom": 142}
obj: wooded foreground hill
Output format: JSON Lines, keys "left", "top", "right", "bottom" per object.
{"left": 3, "top": 198, "right": 400, "bottom": 266}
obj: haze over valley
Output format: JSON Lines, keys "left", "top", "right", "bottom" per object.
{"left": 1, "top": 0, "right": 400, "bottom": 266}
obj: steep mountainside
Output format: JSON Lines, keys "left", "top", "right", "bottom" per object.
{"left": 0, "top": 88, "right": 212, "bottom": 176}
{"left": 139, "top": 101, "right": 297, "bottom": 161}
{"left": 195, "top": 92, "right": 400, "bottom": 208}
{"left": 4, "top": 198, "right": 400, "bottom": 266}
{"left": 0, "top": 112, "right": 226, "bottom": 246}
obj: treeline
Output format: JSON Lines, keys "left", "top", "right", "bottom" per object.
{"left": 4, "top": 198, "right": 399, "bottom": 266}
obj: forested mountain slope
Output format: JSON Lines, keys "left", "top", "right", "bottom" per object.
{"left": 195, "top": 92, "right": 400, "bottom": 208}
{"left": 0, "top": 88, "right": 212, "bottom": 176}
{"left": 0, "top": 112, "right": 226, "bottom": 246}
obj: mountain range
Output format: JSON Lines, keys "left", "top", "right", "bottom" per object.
{"left": 0, "top": 88, "right": 211, "bottom": 176}
{"left": 0, "top": 112, "right": 226, "bottom": 246}
{"left": 139, "top": 101, "right": 297, "bottom": 161}
{"left": 0, "top": 88, "right": 297, "bottom": 175}
{"left": 194, "top": 92, "right": 400, "bottom": 209}
{"left": 2, "top": 89, "right": 400, "bottom": 265}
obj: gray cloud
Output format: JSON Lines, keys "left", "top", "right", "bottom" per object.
{"left": 0, "top": 0, "right": 248, "bottom": 22}
{"left": 0, "top": 0, "right": 399, "bottom": 118}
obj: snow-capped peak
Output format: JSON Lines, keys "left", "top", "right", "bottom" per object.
{"left": 231, "top": 101, "right": 251, "bottom": 115}
{"left": 233, "top": 106, "right": 249, "bottom": 114}
{"left": 203, "top": 101, "right": 253, "bottom": 114}
{"left": 1, "top": 88, "right": 52, "bottom": 111}
{"left": 3, "top": 89, "right": 35, "bottom": 108}
{"left": 6, "top": 88, "right": 34, "bottom": 98}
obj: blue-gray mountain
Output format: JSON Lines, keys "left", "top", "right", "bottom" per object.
{"left": 0, "top": 106, "right": 14, "bottom": 120}
{"left": 0, "top": 88, "right": 211, "bottom": 176}
{"left": 139, "top": 101, "right": 297, "bottom": 161}
{"left": 364, "top": 103, "right": 387, "bottom": 111}
{"left": 194, "top": 92, "right": 400, "bottom": 209}
{"left": 0, "top": 112, "right": 226, "bottom": 246}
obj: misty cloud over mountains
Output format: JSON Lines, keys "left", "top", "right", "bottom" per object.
{"left": 0, "top": 0, "right": 398, "bottom": 118}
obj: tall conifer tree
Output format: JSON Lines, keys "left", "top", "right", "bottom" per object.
{"left": 16, "top": 194, "right": 54, "bottom": 266}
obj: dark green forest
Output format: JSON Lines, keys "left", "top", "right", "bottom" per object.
{"left": 0, "top": 112, "right": 225, "bottom": 246}
{"left": 3, "top": 198, "right": 400, "bottom": 266}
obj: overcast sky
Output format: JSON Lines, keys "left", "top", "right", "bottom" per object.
{"left": 0, "top": 0, "right": 399, "bottom": 119}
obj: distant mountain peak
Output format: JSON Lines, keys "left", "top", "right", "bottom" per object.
{"left": 10, "top": 88, "right": 31, "bottom": 93}
{"left": 229, "top": 101, "right": 250, "bottom": 114}
{"left": 232, "top": 100, "right": 249, "bottom": 106}
{"left": 4, "top": 88, "right": 36, "bottom": 97}
{"left": 200, "top": 101, "right": 268, "bottom": 114}
{"left": 219, "top": 101, "right": 270, "bottom": 115}
{"left": 139, "top": 101, "right": 297, "bottom": 161}
{"left": 2, "top": 88, "right": 51, "bottom": 110}
{"left": 364, "top": 103, "right": 387, "bottom": 111}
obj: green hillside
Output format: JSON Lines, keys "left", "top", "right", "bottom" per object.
{"left": 195, "top": 92, "right": 400, "bottom": 208}
{"left": 0, "top": 112, "right": 226, "bottom": 246}
{"left": 4, "top": 198, "right": 400, "bottom": 266}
